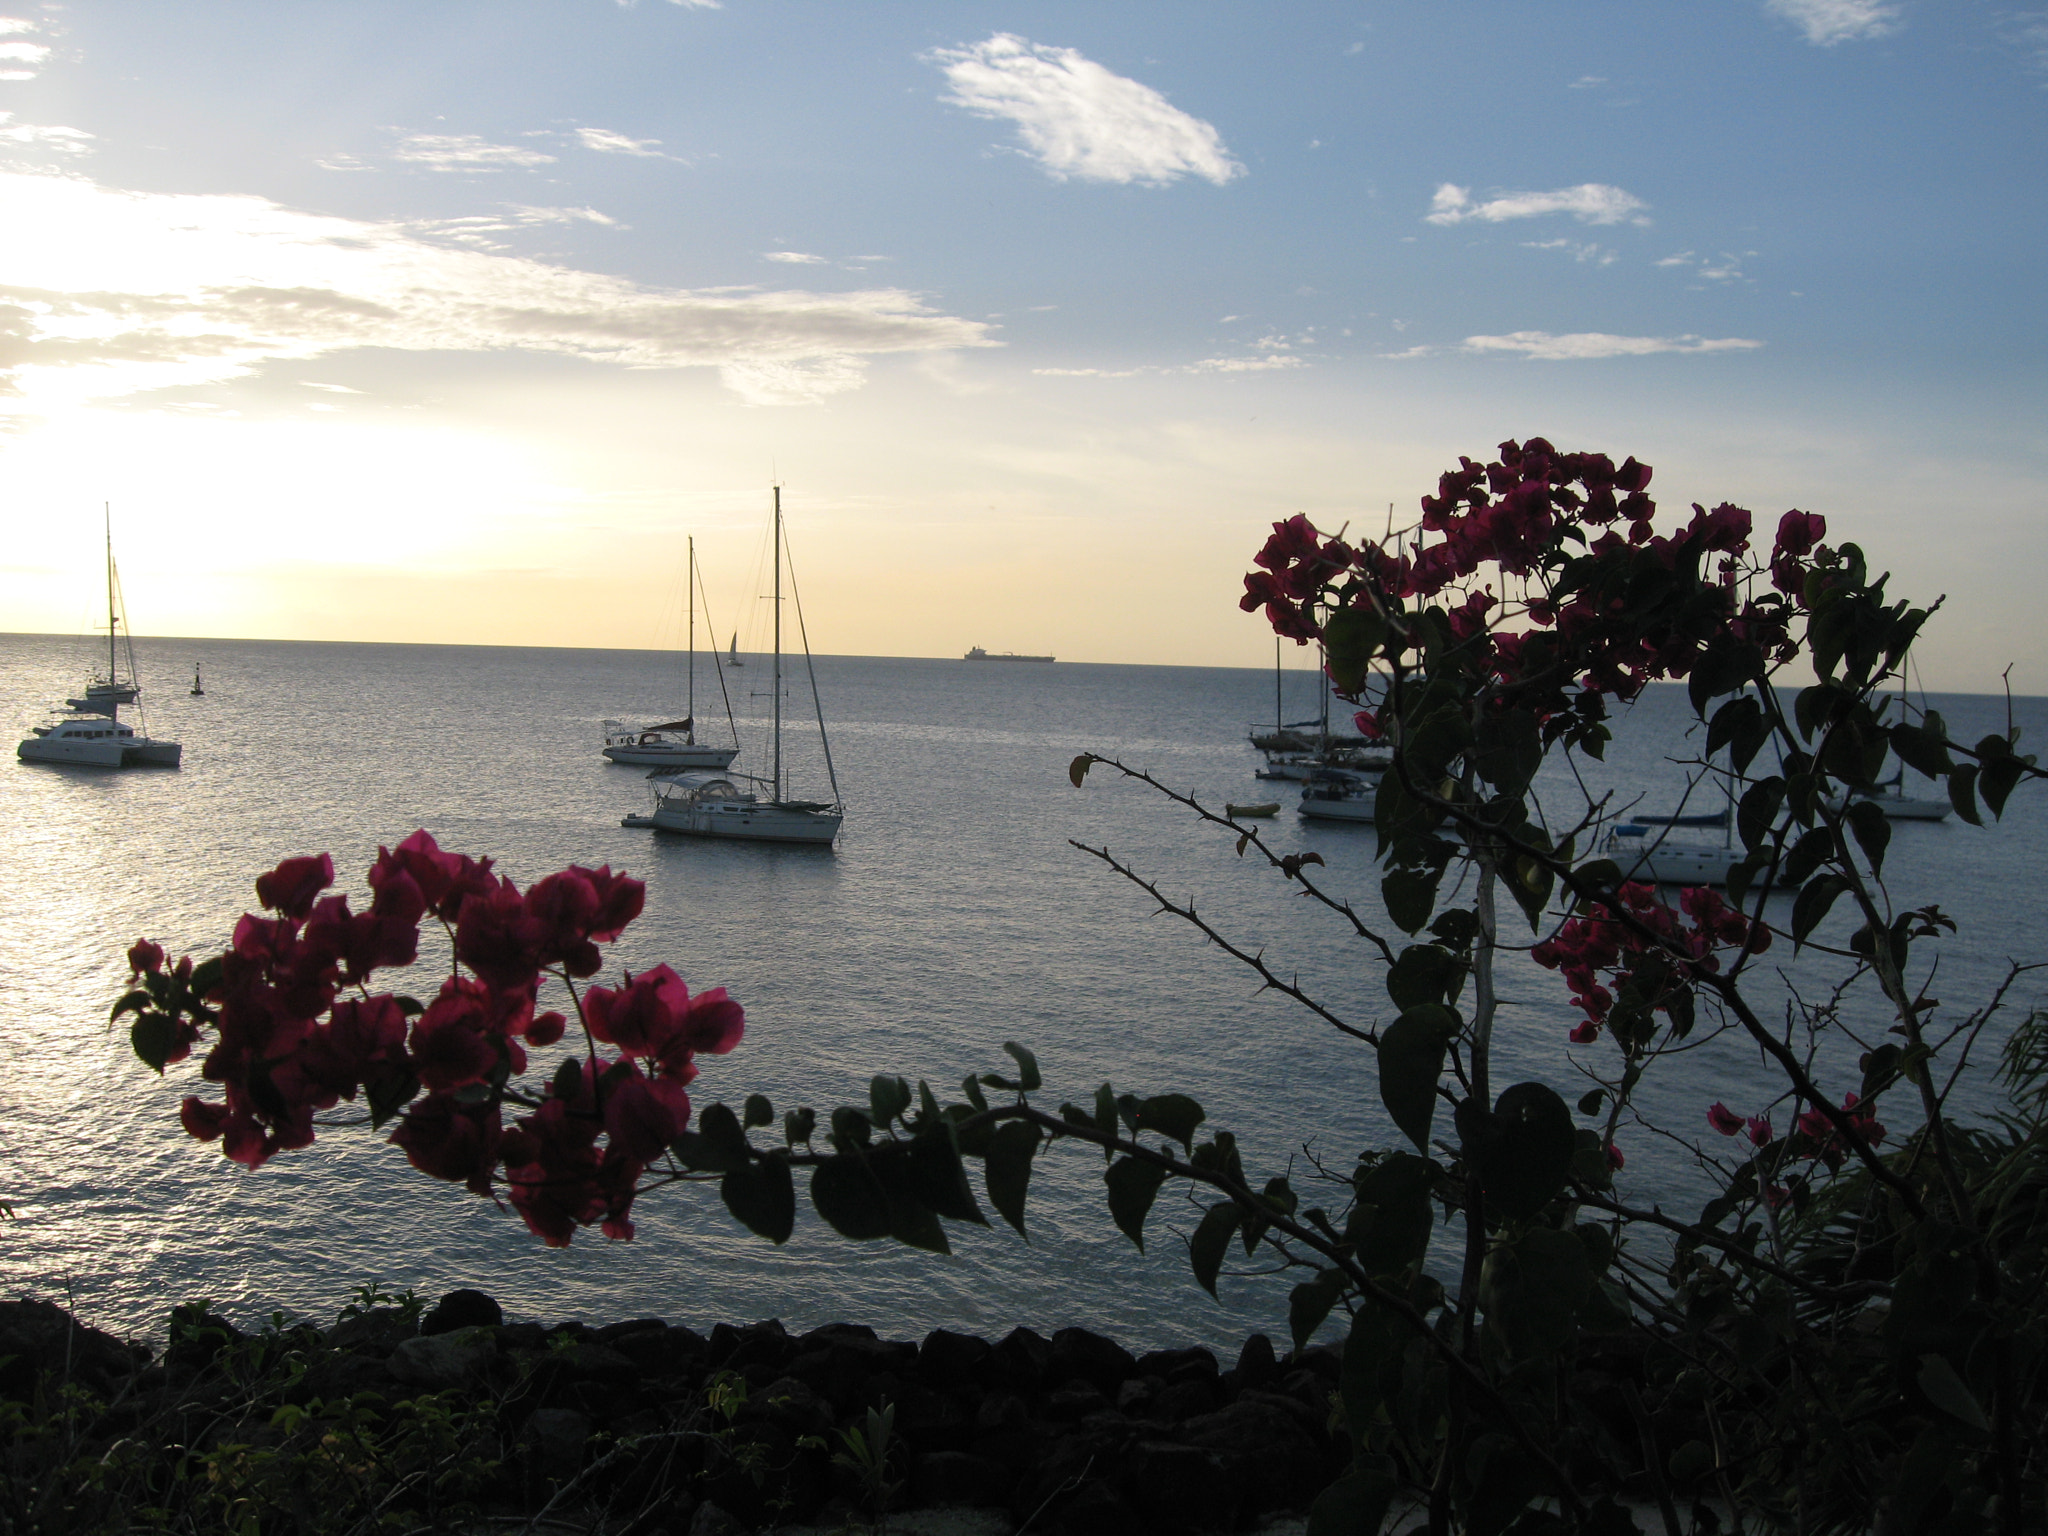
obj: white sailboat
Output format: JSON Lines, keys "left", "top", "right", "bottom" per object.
{"left": 20, "top": 507, "right": 181, "bottom": 769}
{"left": 633, "top": 487, "right": 842, "bottom": 845}
{"left": 603, "top": 536, "right": 741, "bottom": 770}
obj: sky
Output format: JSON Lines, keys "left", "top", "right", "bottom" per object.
{"left": 1, "top": 0, "right": 2044, "bottom": 687}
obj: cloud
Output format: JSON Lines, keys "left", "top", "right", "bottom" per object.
{"left": 1520, "top": 237, "right": 1618, "bottom": 265}
{"left": 1033, "top": 350, "right": 1303, "bottom": 378}
{"left": 0, "top": 115, "right": 93, "bottom": 156}
{"left": 575, "top": 127, "right": 672, "bottom": 158}
{"left": 1461, "top": 331, "right": 1764, "bottom": 360}
{"left": 1995, "top": 11, "right": 2048, "bottom": 81}
{"left": 1763, "top": 0, "right": 1901, "bottom": 45}
{"left": 764, "top": 251, "right": 827, "bottom": 264}
{"left": 0, "top": 170, "right": 995, "bottom": 413}
{"left": 1653, "top": 249, "right": 1756, "bottom": 282}
{"left": 1567, "top": 75, "right": 1608, "bottom": 89}
{"left": 315, "top": 153, "right": 375, "bottom": 173}
{"left": 930, "top": 33, "right": 1241, "bottom": 186}
{"left": 394, "top": 134, "right": 556, "bottom": 172}
{"left": 0, "top": 35, "right": 49, "bottom": 80}
{"left": 1427, "top": 182, "right": 1649, "bottom": 226}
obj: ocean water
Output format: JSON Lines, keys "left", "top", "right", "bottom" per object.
{"left": 2, "top": 631, "right": 2043, "bottom": 1350}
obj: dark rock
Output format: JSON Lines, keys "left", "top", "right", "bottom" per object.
{"left": 1052, "top": 1476, "right": 1139, "bottom": 1536}
{"left": 1277, "top": 1367, "right": 1335, "bottom": 1421}
{"left": 420, "top": 1288, "right": 502, "bottom": 1336}
{"left": 1123, "top": 1439, "right": 1244, "bottom": 1533}
{"left": 1117, "top": 1377, "right": 1159, "bottom": 1416}
{"left": 495, "top": 1322, "right": 550, "bottom": 1352}
{"left": 327, "top": 1309, "right": 415, "bottom": 1353}
{"left": 632, "top": 1324, "right": 711, "bottom": 1381}
{"left": 888, "top": 1379, "right": 973, "bottom": 1452}
{"left": 163, "top": 1303, "right": 243, "bottom": 1374}
{"left": 912, "top": 1449, "right": 1013, "bottom": 1507}
{"left": 1151, "top": 1376, "right": 1223, "bottom": 1422}
{"left": 1293, "top": 1343, "right": 1342, "bottom": 1384}
{"left": 786, "top": 1329, "right": 917, "bottom": 1410}
{"left": 296, "top": 1351, "right": 395, "bottom": 1400}
{"left": 1178, "top": 1399, "right": 1323, "bottom": 1513}
{"left": 1046, "top": 1381, "right": 1113, "bottom": 1422}
{"left": 978, "top": 1325, "right": 1052, "bottom": 1392}
{"left": 1234, "top": 1333, "right": 1279, "bottom": 1389}
{"left": 708, "top": 1319, "right": 793, "bottom": 1375}
{"left": 743, "top": 1375, "right": 833, "bottom": 1439}
{"left": 524, "top": 1407, "right": 591, "bottom": 1477}
{"left": 559, "top": 1341, "right": 640, "bottom": 1390}
{"left": 1236, "top": 1387, "right": 1324, "bottom": 1438}
{"left": 0, "top": 1300, "right": 147, "bottom": 1398}
{"left": 689, "top": 1501, "right": 744, "bottom": 1536}
{"left": 1049, "top": 1326, "right": 1137, "bottom": 1391}
{"left": 1137, "top": 1347, "right": 1219, "bottom": 1380}
{"left": 593, "top": 1316, "right": 666, "bottom": 1345}
{"left": 976, "top": 1391, "right": 1031, "bottom": 1434}
{"left": 388, "top": 1328, "right": 496, "bottom": 1391}
{"left": 916, "top": 1328, "right": 991, "bottom": 1388}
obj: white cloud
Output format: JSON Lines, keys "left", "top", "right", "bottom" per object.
{"left": 0, "top": 115, "right": 92, "bottom": 155}
{"left": 1461, "top": 331, "right": 1764, "bottom": 360}
{"left": 1033, "top": 349, "right": 1302, "bottom": 378}
{"left": 315, "top": 153, "right": 375, "bottom": 173}
{"left": 765, "top": 251, "right": 826, "bottom": 264}
{"left": 1427, "top": 182, "right": 1649, "bottom": 226}
{"left": 1568, "top": 75, "right": 1608, "bottom": 89}
{"left": 0, "top": 35, "right": 48, "bottom": 79}
{"left": 0, "top": 17, "right": 39, "bottom": 32}
{"left": 302, "top": 381, "right": 362, "bottom": 393}
{"left": 1764, "top": 0, "right": 1901, "bottom": 45}
{"left": 1995, "top": 11, "right": 2048, "bottom": 81}
{"left": 1520, "top": 237, "right": 1618, "bottom": 265}
{"left": 575, "top": 127, "right": 671, "bottom": 158}
{"left": 0, "top": 170, "right": 995, "bottom": 413}
{"left": 394, "top": 134, "right": 556, "bottom": 172}
{"left": 930, "top": 33, "right": 1241, "bottom": 187}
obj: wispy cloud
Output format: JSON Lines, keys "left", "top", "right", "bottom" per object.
{"left": 1427, "top": 182, "right": 1649, "bottom": 226}
{"left": 0, "top": 115, "right": 93, "bottom": 156}
{"left": 575, "top": 127, "right": 674, "bottom": 159}
{"left": 0, "top": 35, "right": 49, "bottom": 81}
{"left": 1462, "top": 331, "right": 1763, "bottom": 360}
{"left": 764, "top": 251, "right": 826, "bottom": 264}
{"left": 1653, "top": 249, "right": 1756, "bottom": 283}
{"left": 0, "top": 170, "right": 995, "bottom": 413}
{"left": 1995, "top": 11, "right": 2048, "bottom": 82}
{"left": 930, "top": 33, "right": 1241, "bottom": 187}
{"left": 1034, "top": 350, "right": 1303, "bottom": 378}
{"left": 1521, "top": 237, "right": 1618, "bottom": 265}
{"left": 1763, "top": 0, "right": 1902, "bottom": 45}
{"left": 394, "top": 134, "right": 557, "bottom": 172}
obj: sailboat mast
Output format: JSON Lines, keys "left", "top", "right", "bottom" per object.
{"left": 686, "top": 536, "right": 696, "bottom": 736}
{"left": 1274, "top": 636, "right": 1282, "bottom": 733}
{"left": 772, "top": 484, "right": 784, "bottom": 802}
{"left": 105, "top": 503, "right": 117, "bottom": 684}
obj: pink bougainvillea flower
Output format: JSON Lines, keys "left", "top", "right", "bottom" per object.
{"left": 255, "top": 852, "right": 335, "bottom": 920}
{"left": 1707, "top": 1102, "right": 1746, "bottom": 1136}
{"left": 1569, "top": 1021, "right": 1600, "bottom": 1044}
{"left": 453, "top": 877, "right": 546, "bottom": 993}
{"left": 180, "top": 1095, "right": 230, "bottom": 1141}
{"left": 128, "top": 939, "right": 164, "bottom": 977}
{"left": 1605, "top": 1141, "right": 1625, "bottom": 1171}
{"left": 1745, "top": 1115, "right": 1774, "bottom": 1146}
{"left": 527, "top": 1010, "right": 567, "bottom": 1048}
{"left": 1772, "top": 509, "right": 1826, "bottom": 560}
{"left": 372, "top": 831, "right": 497, "bottom": 924}
{"left": 391, "top": 1093, "right": 503, "bottom": 1195}
{"left": 600, "top": 1062, "right": 692, "bottom": 1162}
{"left": 584, "top": 964, "right": 693, "bottom": 1057}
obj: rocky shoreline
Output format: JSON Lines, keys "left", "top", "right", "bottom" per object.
{"left": 1, "top": 1289, "right": 1347, "bottom": 1535}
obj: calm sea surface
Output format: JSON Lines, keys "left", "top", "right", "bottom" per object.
{"left": 3, "top": 632, "right": 2043, "bottom": 1349}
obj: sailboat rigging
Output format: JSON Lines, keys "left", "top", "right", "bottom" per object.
{"left": 603, "top": 535, "right": 741, "bottom": 770}
{"left": 632, "top": 486, "right": 842, "bottom": 845}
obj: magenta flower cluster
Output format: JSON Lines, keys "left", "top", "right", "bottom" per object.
{"left": 126, "top": 831, "right": 743, "bottom": 1247}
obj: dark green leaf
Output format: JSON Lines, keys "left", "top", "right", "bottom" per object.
{"left": 1791, "top": 873, "right": 1850, "bottom": 947}
{"left": 129, "top": 1012, "right": 178, "bottom": 1072}
{"left": 1188, "top": 1202, "right": 1241, "bottom": 1299}
{"left": 829, "top": 1105, "right": 873, "bottom": 1151}
{"left": 721, "top": 1154, "right": 795, "bottom": 1243}
{"left": 1386, "top": 944, "right": 1458, "bottom": 1011}
{"left": 110, "top": 988, "right": 154, "bottom": 1024}
{"left": 742, "top": 1093, "right": 775, "bottom": 1129}
{"left": 1736, "top": 777, "right": 1785, "bottom": 854}
{"left": 1577, "top": 1089, "right": 1606, "bottom": 1116}
{"left": 906, "top": 1131, "right": 986, "bottom": 1225}
{"left": 552, "top": 1057, "right": 583, "bottom": 1101}
{"left": 1288, "top": 1269, "right": 1346, "bottom": 1352}
{"left": 1001, "top": 1041, "right": 1042, "bottom": 1092}
{"left": 366, "top": 1070, "right": 419, "bottom": 1130}
{"left": 1133, "top": 1093, "right": 1205, "bottom": 1150}
{"left": 1783, "top": 827, "right": 1834, "bottom": 888}
{"left": 1948, "top": 763, "right": 1983, "bottom": 826}
{"left": 1472, "top": 1082, "right": 1576, "bottom": 1222}
{"left": 1380, "top": 868, "right": 1440, "bottom": 935}
{"left": 1307, "top": 1455, "right": 1397, "bottom": 1536}
{"left": 1889, "top": 722, "right": 1954, "bottom": 778}
{"left": 984, "top": 1119, "right": 1041, "bottom": 1237}
{"left": 1346, "top": 1152, "right": 1435, "bottom": 1274}
{"left": 1429, "top": 907, "right": 1480, "bottom": 948}
{"left": 783, "top": 1106, "right": 816, "bottom": 1148}
{"left": 1322, "top": 605, "right": 1386, "bottom": 694}
{"left": 1339, "top": 1307, "right": 1406, "bottom": 1443}
{"left": 1916, "top": 1354, "right": 1990, "bottom": 1433}
{"left": 392, "top": 994, "right": 425, "bottom": 1017}
{"left": 1981, "top": 755, "right": 2026, "bottom": 819}
{"left": 1845, "top": 798, "right": 1890, "bottom": 876}
{"left": 1378, "top": 1005, "right": 1457, "bottom": 1152}
{"left": 961, "top": 1074, "right": 988, "bottom": 1113}
{"left": 1481, "top": 1225, "right": 1593, "bottom": 1363}
{"left": 869, "top": 1074, "right": 911, "bottom": 1129}
{"left": 1068, "top": 753, "right": 1098, "bottom": 787}
{"left": 810, "top": 1155, "right": 894, "bottom": 1241}
{"left": 1104, "top": 1156, "right": 1169, "bottom": 1250}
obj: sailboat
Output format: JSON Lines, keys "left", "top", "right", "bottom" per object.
{"left": 1252, "top": 637, "right": 1388, "bottom": 781}
{"left": 728, "top": 632, "right": 744, "bottom": 667}
{"left": 20, "top": 507, "right": 181, "bottom": 769}
{"left": 635, "top": 487, "right": 843, "bottom": 845}
{"left": 603, "top": 536, "right": 741, "bottom": 770}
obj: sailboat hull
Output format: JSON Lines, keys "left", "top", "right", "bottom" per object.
{"left": 650, "top": 801, "right": 841, "bottom": 844}
{"left": 603, "top": 742, "right": 739, "bottom": 769}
